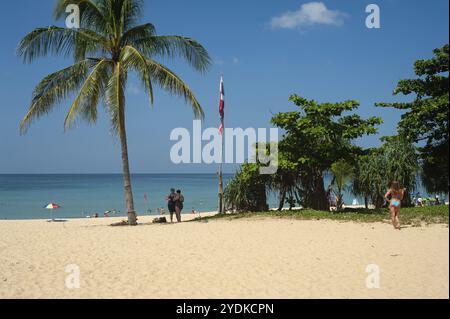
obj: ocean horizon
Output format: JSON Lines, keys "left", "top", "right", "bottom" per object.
{"left": 0, "top": 173, "right": 234, "bottom": 220}
{"left": 0, "top": 173, "right": 442, "bottom": 220}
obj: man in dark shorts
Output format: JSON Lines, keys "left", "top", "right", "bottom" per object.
{"left": 167, "top": 188, "right": 176, "bottom": 223}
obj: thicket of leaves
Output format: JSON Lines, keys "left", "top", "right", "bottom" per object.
{"left": 377, "top": 44, "right": 449, "bottom": 193}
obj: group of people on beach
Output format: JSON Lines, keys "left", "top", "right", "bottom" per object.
{"left": 88, "top": 181, "right": 413, "bottom": 229}
{"left": 166, "top": 188, "right": 185, "bottom": 223}
{"left": 164, "top": 181, "right": 407, "bottom": 228}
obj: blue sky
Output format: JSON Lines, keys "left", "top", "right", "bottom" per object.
{"left": 0, "top": 0, "right": 448, "bottom": 173}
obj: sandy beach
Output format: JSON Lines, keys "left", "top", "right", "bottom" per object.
{"left": 0, "top": 214, "right": 448, "bottom": 299}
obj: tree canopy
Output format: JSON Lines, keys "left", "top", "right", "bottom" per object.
{"left": 270, "top": 95, "right": 382, "bottom": 210}
{"left": 352, "top": 137, "right": 419, "bottom": 208}
{"left": 377, "top": 44, "right": 449, "bottom": 193}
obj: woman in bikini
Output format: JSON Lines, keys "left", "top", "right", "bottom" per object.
{"left": 384, "top": 181, "right": 406, "bottom": 230}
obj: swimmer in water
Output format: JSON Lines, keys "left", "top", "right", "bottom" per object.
{"left": 384, "top": 181, "right": 406, "bottom": 230}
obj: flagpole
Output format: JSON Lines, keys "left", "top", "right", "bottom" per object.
{"left": 218, "top": 75, "right": 225, "bottom": 214}
{"left": 218, "top": 157, "right": 223, "bottom": 214}
{"left": 219, "top": 121, "right": 225, "bottom": 214}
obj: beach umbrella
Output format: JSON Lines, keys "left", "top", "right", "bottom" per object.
{"left": 44, "top": 203, "right": 61, "bottom": 221}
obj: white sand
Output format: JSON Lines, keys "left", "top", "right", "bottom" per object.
{"left": 0, "top": 214, "right": 448, "bottom": 299}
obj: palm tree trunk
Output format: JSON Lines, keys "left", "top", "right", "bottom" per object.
{"left": 118, "top": 82, "right": 137, "bottom": 225}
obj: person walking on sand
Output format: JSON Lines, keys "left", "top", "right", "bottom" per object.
{"left": 384, "top": 181, "right": 406, "bottom": 230}
{"left": 166, "top": 188, "right": 177, "bottom": 223}
{"left": 174, "top": 189, "right": 184, "bottom": 223}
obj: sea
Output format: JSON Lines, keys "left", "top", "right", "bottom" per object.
{"left": 0, "top": 174, "right": 444, "bottom": 220}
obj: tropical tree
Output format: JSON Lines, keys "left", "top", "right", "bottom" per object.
{"left": 224, "top": 163, "right": 269, "bottom": 212}
{"left": 352, "top": 153, "right": 386, "bottom": 209}
{"left": 330, "top": 160, "right": 354, "bottom": 210}
{"left": 377, "top": 44, "right": 449, "bottom": 193}
{"left": 271, "top": 95, "right": 382, "bottom": 211}
{"left": 266, "top": 152, "right": 300, "bottom": 211}
{"left": 381, "top": 136, "right": 419, "bottom": 206}
{"left": 17, "top": 0, "right": 211, "bottom": 225}
{"left": 352, "top": 137, "right": 419, "bottom": 208}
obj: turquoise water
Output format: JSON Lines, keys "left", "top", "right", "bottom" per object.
{"left": 0, "top": 174, "right": 233, "bottom": 220}
{"left": 0, "top": 174, "right": 442, "bottom": 220}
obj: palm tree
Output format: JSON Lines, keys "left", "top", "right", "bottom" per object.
{"left": 17, "top": 0, "right": 211, "bottom": 225}
{"left": 330, "top": 160, "right": 354, "bottom": 210}
{"left": 352, "top": 154, "right": 387, "bottom": 209}
{"left": 352, "top": 137, "right": 419, "bottom": 209}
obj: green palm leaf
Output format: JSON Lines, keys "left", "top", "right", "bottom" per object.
{"left": 137, "top": 35, "right": 211, "bottom": 73}
{"left": 64, "top": 59, "right": 112, "bottom": 129}
{"left": 20, "top": 59, "right": 96, "bottom": 133}
{"left": 17, "top": 26, "right": 108, "bottom": 63}
{"left": 121, "top": 45, "right": 153, "bottom": 105}
{"left": 146, "top": 59, "right": 205, "bottom": 119}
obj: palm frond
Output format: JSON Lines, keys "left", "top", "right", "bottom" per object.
{"left": 140, "top": 35, "right": 211, "bottom": 73}
{"left": 120, "top": 23, "right": 156, "bottom": 47}
{"left": 54, "top": 0, "right": 109, "bottom": 35}
{"left": 119, "top": 0, "right": 144, "bottom": 33}
{"left": 17, "top": 26, "right": 107, "bottom": 63}
{"left": 105, "top": 62, "right": 126, "bottom": 134}
{"left": 121, "top": 45, "right": 153, "bottom": 105}
{"left": 64, "top": 59, "right": 112, "bottom": 129}
{"left": 20, "top": 0, "right": 210, "bottom": 133}
{"left": 20, "top": 59, "right": 96, "bottom": 133}
{"left": 146, "top": 59, "right": 205, "bottom": 119}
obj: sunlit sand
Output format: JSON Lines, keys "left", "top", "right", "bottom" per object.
{"left": 0, "top": 215, "right": 448, "bottom": 298}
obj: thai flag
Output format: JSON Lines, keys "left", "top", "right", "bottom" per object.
{"left": 218, "top": 76, "right": 225, "bottom": 135}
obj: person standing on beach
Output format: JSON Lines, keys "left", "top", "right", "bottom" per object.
{"left": 166, "top": 188, "right": 177, "bottom": 223}
{"left": 384, "top": 181, "right": 406, "bottom": 230}
{"left": 174, "top": 190, "right": 184, "bottom": 223}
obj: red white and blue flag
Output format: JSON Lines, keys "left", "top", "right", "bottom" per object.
{"left": 218, "top": 76, "right": 225, "bottom": 135}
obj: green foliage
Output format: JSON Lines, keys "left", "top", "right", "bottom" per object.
{"left": 377, "top": 44, "right": 449, "bottom": 193}
{"left": 330, "top": 160, "right": 354, "bottom": 210}
{"left": 196, "top": 205, "right": 449, "bottom": 226}
{"left": 266, "top": 151, "right": 300, "bottom": 210}
{"left": 353, "top": 137, "right": 419, "bottom": 208}
{"left": 224, "top": 163, "right": 270, "bottom": 212}
{"left": 352, "top": 153, "right": 386, "bottom": 208}
{"left": 270, "top": 95, "right": 382, "bottom": 210}
{"left": 421, "top": 140, "right": 449, "bottom": 194}
{"left": 381, "top": 137, "right": 419, "bottom": 194}
{"left": 18, "top": 0, "right": 211, "bottom": 134}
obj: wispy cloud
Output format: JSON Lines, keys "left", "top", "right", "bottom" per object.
{"left": 232, "top": 57, "right": 240, "bottom": 65}
{"left": 270, "top": 2, "right": 347, "bottom": 30}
